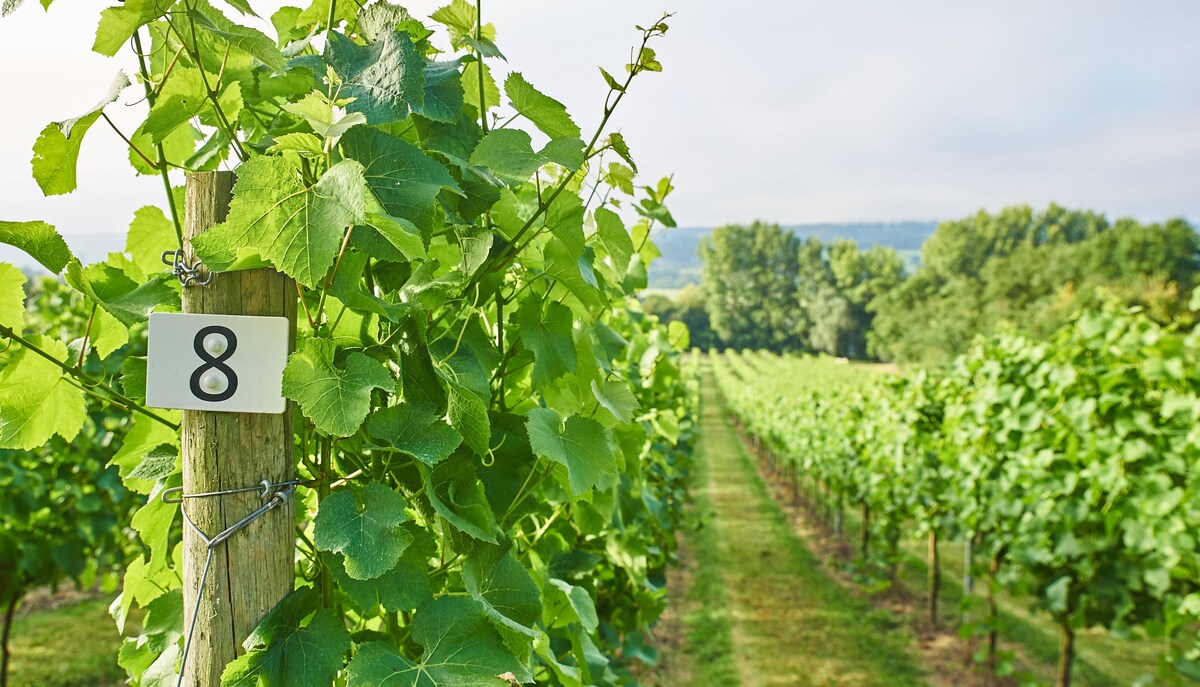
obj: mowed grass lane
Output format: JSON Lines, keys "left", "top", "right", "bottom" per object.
{"left": 688, "top": 364, "right": 926, "bottom": 687}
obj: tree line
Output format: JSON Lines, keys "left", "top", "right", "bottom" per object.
{"left": 645, "top": 205, "right": 1200, "bottom": 363}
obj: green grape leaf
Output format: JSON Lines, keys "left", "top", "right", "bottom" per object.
{"left": 366, "top": 402, "right": 462, "bottom": 466}
{"left": 413, "top": 59, "right": 464, "bottom": 124}
{"left": 599, "top": 66, "right": 624, "bottom": 93}
{"left": 504, "top": 72, "right": 580, "bottom": 140}
{"left": 129, "top": 122, "right": 197, "bottom": 175}
{"left": 266, "top": 132, "right": 324, "bottom": 157}
{"left": 120, "top": 354, "right": 149, "bottom": 406}
{"left": 296, "top": 0, "right": 356, "bottom": 29}
{"left": 132, "top": 478, "right": 180, "bottom": 575}
{"left": 281, "top": 92, "right": 366, "bottom": 140}
{"left": 283, "top": 338, "right": 393, "bottom": 437}
{"left": 468, "top": 129, "right": 546, "bottom": 184}
{"left": 127, "top": 445, "right": 179, "bottom": 483}
{"left": 125, "top": 206, "right": 178, "bottom": 276}
{"left": 364, "top": 213, "right": 426, "bottom": 260}
{"left": 93, "top": 0, "right": 172, "bottom": 55}
{"left": 540, "top": 137, "right": 585, "bottom": 172}
{"left": 188, "top": 2, "right": 286, "bottom": 72}
{"left": 591, "top": 379, "right": 639, "bottom": 425}
{"left": 64, "top": 259, "right": 178, "bottom": 327}
{"left": 526, "top": 408, "right": 616, "bottom": 496}
{"left": 109, "top": 414, "right": 179, "bottom": 477}
{"left": 345, "top": 597, "right": 524, "bottom": 687}
{"left": 222, "top": 588, "right": 351, "bottom": 687}
{"left": 435, "top": 320, "right": 497, "bottom": 456}
{"left": 604, "top": 132, "right": 634, "bottom": 171}
{"left": 89, "top": 304, "right": 129, "bottom": 360}
{"left": 0, "top": 220, "right": 74, "bottom": 273}
{"left": 358, "top": 1, "right": 413, "bottom": 41}
{"left": 0, "top": 336, "right": 86, "bottom": 449}
{"left": 326, "top": 549, "right": 432, "bottom": 612}
{"left": 549, "top": 579, "right": 599, "bottom": 632}
{"left": 114, "top": 555, "right": 176, "bottom": 633}
{"left": 462, "top": 60, "right": 500, "bottom": 114}
{"left": 544, "top": 237, "right": 601, "bottom": 311}
{"left": 593, "top": 207, "right": 632, "bottom": 271}
{"left": 446, "top": 384, "right": 490, "bottom": 456}
{"left": 140, "top": 68, "right": 220, "bottom": 145}
{"left": 341, "top": 127, "right": 461, "bottom": 229}
{"left": 314, "top": 482, "right": 412, "bottom": 580}
{"left": 463, "top": 544, "right": 541, "bottom": 638}
{"left": 419, "top": 456, "right": 499, "bottom": 542}
{"left": 193, "top": 157, "right": 368, "bottom": 287}
{"left": 327, "top": 30, "right": 424, "bottom": 125}
{"left": 429, "top": 0, "right": 475, "bottom": 44}
{"left": 514, "top": 299, "right": 576, "bottom": 389}
{"left": 0, "top": 263, "right": 25, "bottom": 331}
{"left": 32, "top": 114, "right": 100, "bottom": 197}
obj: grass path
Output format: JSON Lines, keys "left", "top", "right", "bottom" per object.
{"left": 684, "top": 364, "right": 927, "bottom": 687}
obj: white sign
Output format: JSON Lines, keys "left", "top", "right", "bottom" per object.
{"left": 146, "top": 313, "right": 289, "bottom": 414}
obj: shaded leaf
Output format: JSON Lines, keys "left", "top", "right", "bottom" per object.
{"left": 314, "top": 482, "right": 412, "bottom": 580}
{"left": 366, "top": 402, "right": 462, "bottom": 466}
{"left": 282, "top": 338, "right": 393, "bottom": 437}
{"left": 221, "top": 588, "right": 351, "bottom": 687}
{"left": 526, "top": 408, "right": 615, "bottom": 496}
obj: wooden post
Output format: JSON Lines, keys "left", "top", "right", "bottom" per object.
{"left": 181, "top": 171, "right": 297, "bottom": 686}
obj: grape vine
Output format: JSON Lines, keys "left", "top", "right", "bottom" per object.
{"left": 0, "top": 2, "right": 696, "bottom": 686}
{"left": 714, "top": 295, "right": 1200, "bottom": 687}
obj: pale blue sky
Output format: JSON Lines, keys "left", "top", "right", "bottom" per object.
{"left": 1, "top": 0, "right": 1197, "bottom": 253}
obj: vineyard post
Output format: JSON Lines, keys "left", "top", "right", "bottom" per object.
{"left": 180, "top": 171, "right": 298, "bottom": 686}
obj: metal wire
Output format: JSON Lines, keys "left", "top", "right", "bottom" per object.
{"left": 170, "top": 479, "right": 303, "bottom": 687}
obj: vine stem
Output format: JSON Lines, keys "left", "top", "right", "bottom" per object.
{"left": 476, "top": 0, "right": 487, "bottom": 133}
{"left": 161, "top": 8, "right": 248, "bottom": 162}
{"left": 314, "top": 227, "right": 355, "bottom": 330}
{"left": 100, "top": 113, "right": 159, "bottom": 170}
{"left": 448, "top": 18, "right": 668, "bottom": 310}
{"left": 0, "top": 323, "right": 180, "bottom": 431}
{"left": 77, "top": 302, "right": 98, "bottom": 369}
{"left": 132, "top": 29, "right": 184, "bottom": 247}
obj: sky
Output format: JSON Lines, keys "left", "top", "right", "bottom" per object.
{"left": 0, "top": 0, "right": 1198, "bottom": 255}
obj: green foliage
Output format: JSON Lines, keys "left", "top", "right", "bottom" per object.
{"left": 221, "top": 588, "right": 351, "bottom": 687}
{"left": 313, "top": 483, "right": 411, "bottom": 580}
{"left": 697, "top": 224, "right": 903, "bottom": 357}
{"left": 869, "top": 204, "right": 1200, "bottom": 363}
{"left": 0, "top": 221, "right": 74, "bottom": 274}
{"left": 282, "top": 339, "right": 394, "bottom": 437}
{"left": 0, "top": 5, "right": 693, "bottom": 687}
{"left": 641, "top": 284, "right": 713, "bottom": 350}
{"left": 698, "top": 222, "right": 802, "bottom": 351}
{"left": 714, "top": 292, "right": 1200, "bottom": 685}
{"left": 0, "top": 279, "right": 148, "bottom": 677}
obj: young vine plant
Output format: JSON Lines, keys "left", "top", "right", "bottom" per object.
{"left": 0, "top": 1, "right": 697, "bottom": 685}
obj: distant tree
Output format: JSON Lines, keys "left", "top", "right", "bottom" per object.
{"left": 698, "top": 222, "right": 801, "bottom": 351}
{"left": 869, "top": 205, "right": 1200, "bottom": 363}
{"left": 809, "top": 284, "right": 854, "bottom": 356}
{"left": 641, "top": 285, "right": 715, "bottom": 350}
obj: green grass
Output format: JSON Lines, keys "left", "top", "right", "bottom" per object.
{"left": 7, "top": 595, "right": 125, "bottom": 687}
{"left": 692, "top": 363, "right": 927, "bottom": 686}
{"left": 673, "top": 378, "right": 739, "bottom": 685}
